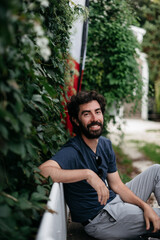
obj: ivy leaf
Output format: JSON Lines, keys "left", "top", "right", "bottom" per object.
{"left": 0, "top": 124, "right": 8, "bottom": 139}
{"left": 42, "top": 81, "right": 57, "bottom": 98}
{"left": 0, "top": 205, "right": 11, "bottom": 218}
{"left": 25, "top": 140, "right": 38, "bottom": 158}
{"left": 18, "top": 198, "right": 32, "bottom": 210}
{"left": 30, "top": 192, "right": 48, "bottom": 202}
{"left": 18, "top": 113, "right": 32, "bottom": 129}
{"left": 37, "top": 185, "right": 47, "bottom": 195}
{"left": 32, "top": 94, "right": 45, "bottom": 104}
{"left": 8, "top": 142, "right": 26, "bottom": 158}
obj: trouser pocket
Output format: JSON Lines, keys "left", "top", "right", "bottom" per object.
{"left": 84, "top": 210, "right": 117, "bottom": 239}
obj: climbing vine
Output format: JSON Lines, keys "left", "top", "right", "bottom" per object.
{"left": 82, "top": 0, "right": 142, "bottom": 121}
{"left": 0, "top": 0, "right": 79, "bottom": 239}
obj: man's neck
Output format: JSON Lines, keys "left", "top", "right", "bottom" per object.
{"left": 81, "top": 134, "right": 99, "bottom": 153}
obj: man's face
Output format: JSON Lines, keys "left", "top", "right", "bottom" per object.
{"left": 76, "top": 100, "right": 104, "bottom": 139}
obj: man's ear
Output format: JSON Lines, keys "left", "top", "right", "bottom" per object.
{"left": 72, "top": 117, "right": 79, "bottom": 126}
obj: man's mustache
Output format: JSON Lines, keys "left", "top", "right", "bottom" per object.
{"left": 87, "top": 121, "right": 103, "bottom": 129}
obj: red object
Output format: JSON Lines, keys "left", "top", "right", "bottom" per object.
{"left": 64, "top": 0, "right": 89, "bottom": 135}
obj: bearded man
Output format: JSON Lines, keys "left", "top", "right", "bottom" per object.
{"left": 39, "top": 90, "right": 160, "bottom": 239}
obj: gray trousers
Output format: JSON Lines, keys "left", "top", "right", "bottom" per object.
{"left": 84, "top": 164, "right": 160, "bottom": 240}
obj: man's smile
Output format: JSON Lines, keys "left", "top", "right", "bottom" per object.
{"left": 87, "top": 121, "right": 102, "bottom": 131}
{"left": 89, "top": 125, "right": 101, "bottom": 130}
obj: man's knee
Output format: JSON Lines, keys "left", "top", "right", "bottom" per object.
{"left": 152, "top": 164, "right": 160, "bottom": 169}
{"left": 150, "top": 164, "right": 160, "bottom": 175}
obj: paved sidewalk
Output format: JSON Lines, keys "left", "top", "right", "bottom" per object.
{"left": 108, "top": 118, "right": 160, "bottom": 171}
{"left": 108, "top": 118, "right": 160, "bottom": 147}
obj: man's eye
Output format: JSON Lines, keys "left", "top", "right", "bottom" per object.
{"left": 84, "top": 113, "right": 89, "bottom": 116}
{"left": 96, "top": 111, "right": 101, "bottom": 114}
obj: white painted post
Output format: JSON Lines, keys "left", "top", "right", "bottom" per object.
{"left": 36, "top": 183, "right": 67, "bottom": 240}
{"left": 130, "top": 25, "right": 149, "bottom": 120}
{"left": 140, "top": 52, "right": 149, "bottom": 120}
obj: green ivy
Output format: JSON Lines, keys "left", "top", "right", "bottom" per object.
{"left": 141, "top": 2, "right": 160, "bottom": 113}
{"left": 127, "top": 0, "right": 160, "bottom": 113}
{"left": 0, "top": 0, "right": 78, "bottom": 239}
{"left": 82, "top": 0, "right": 142, "bottom": 121}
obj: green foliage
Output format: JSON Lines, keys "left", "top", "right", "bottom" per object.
{"left": 155, "top": 80, "right": 160, "bottom": 113}
{"left": 141, "top": 2, "right": 160, "bottom": 81}
{"left": 113, "top": 145, "right": 132, "bottom": 183}
{"left": 142, "top": 1, "right": 160, "bottom": 112}
{"left": 138, "top": 142, "right": 160, "bottom": 163}
{"left": 129, "top": 0, "right": 160, "bottom": 113}
{"left": 82, "top": 0, "right": 142, "bottom": 121}
{"left": 129, "top": 139, "right": 160, "bottom": 163}
{"left": 0, "top": 0, "right": 77, "bottom": 239}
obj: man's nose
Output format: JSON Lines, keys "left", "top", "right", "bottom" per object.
{"left": 91, "top": 113, "right": 97, "bottom": 121}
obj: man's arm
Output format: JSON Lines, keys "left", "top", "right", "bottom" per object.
{"left": 39, "top": 160, "right": 91, "bottom": 183}
{"left": 107, "top": 171, "right": 160, "bottom": 232}
{"left": 39, "top": 160, "right": 109, "bottom": 205}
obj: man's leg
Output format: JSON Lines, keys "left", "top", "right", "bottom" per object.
{"left": 126, "top": 164, "right": 160, "bottom": 204}
{"left": 85, "top": 196, "right": 148, "bottom": 240}
{"left": 85, "top": 165, "right": 160, "bottom": 239}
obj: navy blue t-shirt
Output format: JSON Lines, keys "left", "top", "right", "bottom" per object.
{"left": 51, "top": 135, "right": 117, "bottom": 223}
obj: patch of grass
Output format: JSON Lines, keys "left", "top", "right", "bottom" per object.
{"left": 129, "top": 139, "right": 144, "bottom": 144}
{"left": 130, "top": 140, "right": 160, "bottom": 163}
{"left": 146, "top": 129, "right": 160, "bottom": 133}
{"left": 113, "top": 145, "right": 133, "bottom": 183}
{"left": 138, "top": 143, "right": 160, "bottom": 163}
{"left": 129, "top": 140, "right": 160, "bottom": 163}
{"left": 119, "top": 173, "right": 131, "bottom": 183}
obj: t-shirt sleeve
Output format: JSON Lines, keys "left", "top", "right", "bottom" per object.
{"left": 107, "top": 139, "right": 117, "bottom": 173}
{"left": 51, "top": 146, "right": 78, "bottom": 170}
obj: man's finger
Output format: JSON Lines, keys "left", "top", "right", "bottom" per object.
{"left": 145, "top": 218, "right": 150, "bottom": 231}
{"left": 98, "top": 192, "right": 106, "bottom": 205}
{"left": 100, "top": 187, "right": 109, "bottom": 205}
{"left": 97, "top": 188, "right": 103, "bottom": 204}
{"left": 152, "top": 221, "right": 158, "bottom": 233}
{"left": 97, "top": 191, "right": 104, "bottom": 205}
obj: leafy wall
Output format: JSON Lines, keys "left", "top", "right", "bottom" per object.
{"left": 82, "top": 0, "right": 142, "bottom": 121}
{"left": 128, "top": 0, "right": 160, "bottom": 114}
{"left": 0, "top": 0, "right": 76, "bottom": 239}
{"left": 141, "top": 1, "right": 160, "bottom": 113}
{"left": 0, "top": 0, "right": 145, "bottom": 239}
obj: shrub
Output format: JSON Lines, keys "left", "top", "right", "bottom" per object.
{"left": 0, "top": 0, "right": 76, "bottom": 239}
{"left": 82, "top": 0, "right": 142, "bottom": 121}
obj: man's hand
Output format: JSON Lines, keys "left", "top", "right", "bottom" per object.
{"left": 143, "top": 204, "right": 160, "bottom": 232}
{"left": 86, "top": 170, "right": 109, "bottom": 205}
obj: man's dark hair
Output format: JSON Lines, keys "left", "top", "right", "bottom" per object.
{"left": 67, "top": 90, "right": 106, "bottom": 134}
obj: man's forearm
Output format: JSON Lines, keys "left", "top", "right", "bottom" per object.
{"left": 108, "top": 172, "right": 147, "bottom": 210}
{"left": 117, "top": 183, "right": 147, "bottom": 209}
{"left": 39, "top": 160, "right": 109, "bottom": 205}
{"left": 39, "top": 165, "right": 90, "bottom": 183}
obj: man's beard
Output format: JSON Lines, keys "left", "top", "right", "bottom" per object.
{"left": 78, "top": 120, "right": 103, "bottom": 139}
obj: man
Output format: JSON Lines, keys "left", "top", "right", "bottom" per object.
{"left": 39, "top": 90, "right": 160, "bottom": 239}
